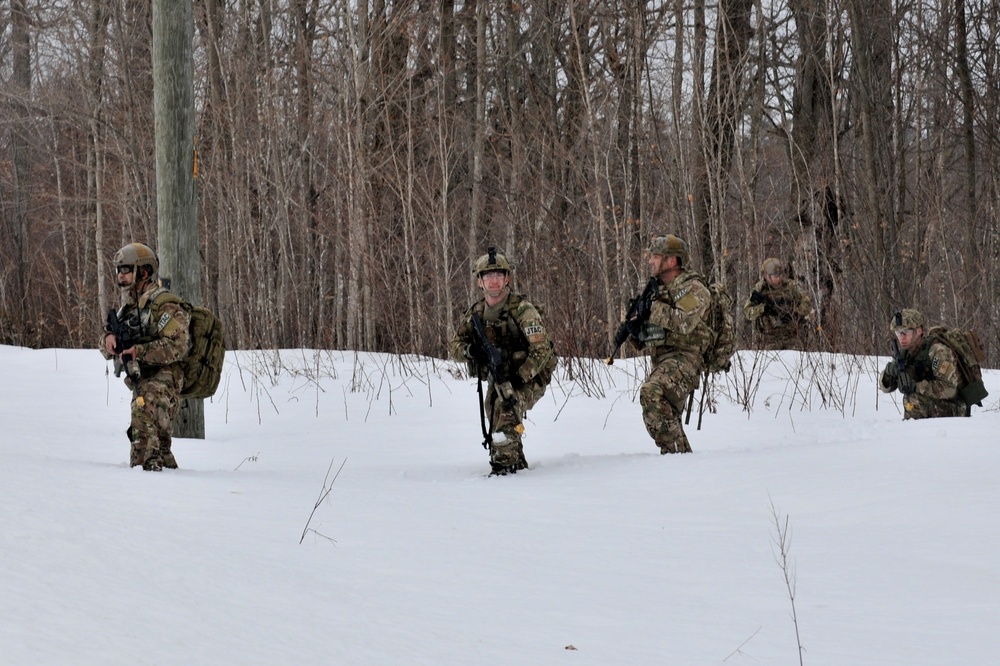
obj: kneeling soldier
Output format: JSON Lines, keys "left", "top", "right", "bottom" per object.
{"left": 879, "top": 308, "right": 966, "bottom": 419}
{"left": 449, "top": 248, "right": 556, "bottom": 475}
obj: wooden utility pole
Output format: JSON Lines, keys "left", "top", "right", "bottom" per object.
{"left": 153, "top": 0, "right": 203, "bottom": 438}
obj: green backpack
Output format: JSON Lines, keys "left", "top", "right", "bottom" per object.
{"left": 926, "top": 325, "right": 988, "bottom": 408}
{"left": 703, "top": 281, "right": 736, "bottom": 373}
{"left": 152, "top": 292, "right": 226, "bottom": 399}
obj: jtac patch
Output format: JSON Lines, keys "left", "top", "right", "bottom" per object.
{"left": 157, "top": 312, "right": 181, "bottom": 336}
{"left": 524, "top": 323, "right": 545, "bottom": 343}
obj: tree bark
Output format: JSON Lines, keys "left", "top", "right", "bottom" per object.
{"left": 153, "top": 0, "right": 203, "bottom": 438}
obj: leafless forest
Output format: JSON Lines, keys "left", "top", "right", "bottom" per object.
{"left": 1, "top": 1, "right": 998, "bottom": 363}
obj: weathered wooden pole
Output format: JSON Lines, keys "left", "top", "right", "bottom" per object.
{"left": 153, "top": 0, "right": 203, "bottom": 438}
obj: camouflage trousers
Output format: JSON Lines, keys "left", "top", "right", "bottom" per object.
{"left": 902, "top": 393, "right": 968, "bottom": 420}
{"left": 485, "top": 377, "right": 549, "bottom": 473}
{"left": 126, "top": 367, "right": 182, "bottom": 471}
{"left": 640, "top": 353, "right": 701, "bottom": 454}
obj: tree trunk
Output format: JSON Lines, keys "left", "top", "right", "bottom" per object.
{"left": 789, "top": 0, "right": 839, "bottom": 335}
{"left": 153, "top": 0, "right": 203, "bottom": 438}
{"left": 5, "top": 0, "right": 32, "bottom": 343}
{"left": 691, "top": 0, "right": 753, "bottom": 274}
{"left": 846, "top": 0, "right": 898, "bottom": 315}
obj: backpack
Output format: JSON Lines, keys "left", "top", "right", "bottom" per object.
{"left": 152, "top": 292, "right": 226, "bottom": 399}
{"left": 926, "top": 325, "right": 988, "bottom": 407}
{"left": 703, "top": 280, "right": 736, "bottom": 373}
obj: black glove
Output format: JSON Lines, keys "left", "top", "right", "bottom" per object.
{"left": 626, "top": 317, "right": 644, "bottom": 340}
{"left": 634, "top": 292, "right": 654, "bottom": 322}
{"left": 466, "top": 342, "right": 489, "bottom": 367}
{"left": 881, "top": 361, "right": 899, "bottom": 390}
{"left": 897, "top": 370, "right": 916, "bottom": 396}
{"left": 749, "top": 290, "right": 767, "bottom": 306}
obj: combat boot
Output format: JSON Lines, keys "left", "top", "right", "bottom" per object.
{"left": 159, "top": 435, "right": 178, "bottom": 469}
{"left": 488, "top": 432, "right": 529, "bottom": 475}
{"left": 658, "top": 433, "right": 692, "bottom": 454}
{"left": 657, "top": 419, "right": 693, "bottom": 454}
{"left": 137, "top": 443, "right": 163, "bottom": 471}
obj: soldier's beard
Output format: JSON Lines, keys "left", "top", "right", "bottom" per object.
{"left": 118, "top": 275, "right": 146, "bottom": 296}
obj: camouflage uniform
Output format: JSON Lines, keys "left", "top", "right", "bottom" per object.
{"left": 879, "top": 311, "right": 966, "bottom": 420}
{"left": 635, "top": 270, "right": 713, "bottom": 454}
{"left": 743, "top": 277, "right": 812, "bottom": 350}
{"left": 449, "top": 292, "right": 556, "bottom": 474}
{"left": 102, "top": 281, "right": 191, "bottom": 470}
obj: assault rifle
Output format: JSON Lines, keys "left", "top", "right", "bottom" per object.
{"left": 470, "top": 312, "right": 523, "bottom": 442}
{"left": 750, "top": 289, "right": 784, "bottom": 320}
{"left": 606, "top": 277, "right": 659, "bottom": 365}
{"left": 106, "top": 308, "right": 142, "bottom": 401}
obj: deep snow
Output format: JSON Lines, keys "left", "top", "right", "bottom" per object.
{"left": 1, "top": 345, "right": 998, "bottom": 665}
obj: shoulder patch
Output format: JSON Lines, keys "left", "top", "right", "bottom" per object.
{"left": 675, "top": 292, "right": 700, "bottom": 312}
{"left": 158, "top": 312, "right": 181, "bottom": 336}
{"left": 523, "top": 323, "right": 545, "bottom": 343}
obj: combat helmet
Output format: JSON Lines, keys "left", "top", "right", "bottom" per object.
{"left": 113, "top": 242, "right": 159, "bottom": 281}
{"left": 648, "top": 235, "right": 689, "bottom": 265}
{"left": 472, "top": 246, "right": 512, "bottom": 277}
{"left": 761, "top": 257, "right": 785, "bottom": 276}
{"left": 890, "top": 308, "right": 925, "bottom": 332}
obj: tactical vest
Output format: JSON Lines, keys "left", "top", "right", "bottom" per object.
{"left": 756, "top": 281, "right": 802, "bottom": 329}
{"left": 480, "top": 294, "right": 531, "bottom": 375}
{"left": 116, "top": 286, "right": 170, "bottom": 350}
{"left": 476, "top": 293, "right": 556, "bottom": 384}
{"left": 905, "top": 339, "right": 970, "bottom": 406}
{"left": 641, "top": 271, "right": 713, "bottom": 358}
{"left": 907, "top": 340, "right": 937, "bottom": 383}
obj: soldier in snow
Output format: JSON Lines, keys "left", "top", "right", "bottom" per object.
{"left": 879, "top": 308, "right": 967, "bottom": 419}
{"left": 101, "top": 243, "right": 190, "bottom": 471}
{"left": 449, "top": 248, "right": 556, "bottom": 475}
{"left": 628, "top": 235, "right": 714, "bottom": 454}
{"left": 743, "top": 257, "right": 813, "bottom": 350}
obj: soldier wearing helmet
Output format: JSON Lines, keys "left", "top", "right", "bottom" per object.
{"left": 878, "top": 308, "right": 967, "bottom": 419}
{"left": 743, "top": 257, "right": 813, "bottom": 350}
{"left": 630, "top": 234, "right": 714, "bottom": 454}
{"left": 448, "top": 247, "right": 557, "bottom": 475}
{"left": 100, "top": 242, "right": 191, "bottom": 471}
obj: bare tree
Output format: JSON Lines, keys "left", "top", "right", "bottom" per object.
{"left": 2, "top": 0, "right": 32, "bottom": 344}
{"left": 691, "top": 0, "right": 754, "bottom": 278}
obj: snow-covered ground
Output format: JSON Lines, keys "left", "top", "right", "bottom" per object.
{"left": 1, "top": 345, "right": 998, "bottom": 665}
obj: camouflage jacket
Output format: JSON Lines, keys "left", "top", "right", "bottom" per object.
{"left": 634, "top": 270, "right": 713, "bottom": 366}
{"left": 879, "top": 337, "right": 962, "bottom": 401}
{"left": 101, "top": 282, "right": 191, "bottom": 375}
{"left": 449, "top": 292, "right": 556, "bottom": 386}
{"left": 743, "top": 278, "right": 812, "bottom": 340}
